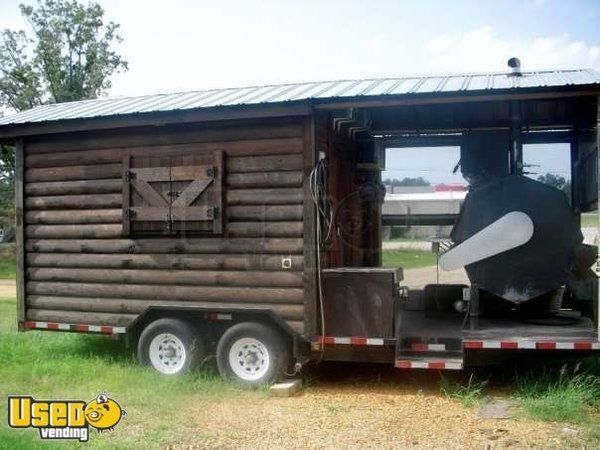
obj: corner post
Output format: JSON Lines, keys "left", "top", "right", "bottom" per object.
{"left": 15, "top": 139, "right": 25, "bottom": 328}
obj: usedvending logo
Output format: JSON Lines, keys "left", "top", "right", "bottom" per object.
{"left": 8, "top": 393, "right": 126, "bottom": 442}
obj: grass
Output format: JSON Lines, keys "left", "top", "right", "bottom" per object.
{"left": 513, "top": 363, "right": 600, "bottom": 423}
{"left": 0, "top": 296, "right": 239, "bottom": 449}
{"left": 438, "top": 361, "right": 600, "bottom": 443}
{"left": 580, "top": 213, "right": 598, "bottom": 228}
{"left": 382, "top": 249, "right": 437, "bottom": 269}
{"left": 0, "top": 259, "right": 16, "bottom": 278}
{"left": 440, "top": 373, "right": 488, "bottom": 407}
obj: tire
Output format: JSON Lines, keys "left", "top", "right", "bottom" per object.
{"left": 216, "top": 322, "right": 290, "bottom": 387}
{"left": 137, "top": 318, "right": 205, "bottom": 376}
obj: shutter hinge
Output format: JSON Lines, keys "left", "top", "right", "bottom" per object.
{"left": 206, "top": 167, "right": 215, "bottom": 178}
{"left": 126, "top": 170, "right": 136, "bottom": 181}
{"left": 126, "top": 208, "right": 136, "bottom": 218}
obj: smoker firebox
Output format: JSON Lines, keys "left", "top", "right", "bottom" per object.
{"left": 322, "top": 268, "right": 402, "bottom": 338}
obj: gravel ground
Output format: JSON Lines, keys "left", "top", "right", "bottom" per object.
{"left": 168, "top": 365, "right": 591, "bottom": 449}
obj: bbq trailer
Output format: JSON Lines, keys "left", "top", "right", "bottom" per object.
{"left": 1, "top": 61, "right": 599, "bottom": 386}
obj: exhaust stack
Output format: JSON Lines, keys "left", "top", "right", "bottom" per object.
{"left": 507, "top": 57, "right": 522, "bottom": 76}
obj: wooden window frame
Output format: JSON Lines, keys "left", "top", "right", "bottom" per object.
{"left": 122, "top": 150, "right": 223, "bottom": 236}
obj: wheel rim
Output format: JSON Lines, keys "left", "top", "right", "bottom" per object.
{"left": 148, "top": 332, "right": 187, "bottom": 375}
{"left": 228, "top": 337, "right": 270, "bottom": 381}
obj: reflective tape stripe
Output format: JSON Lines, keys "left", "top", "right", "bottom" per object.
{"left": 315, "top": 336, "right": 393, "bottom": 346}
{"left": 410, "top": 343, "right": 446, "bottom": 351}
{"left": 464, "top": 340, "right": 600, "bottom": 350}
{"left": 21, "top": 321, "right": 126, "bottom": 334}
{"left": 395, "top": 359, "right": 463, "bottom": 370}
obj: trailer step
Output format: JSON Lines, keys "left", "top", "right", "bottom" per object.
{"left": 395, "top": 357, "right": 463, "bottom": 370}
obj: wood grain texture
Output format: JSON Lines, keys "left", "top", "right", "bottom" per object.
{"left": 15, "top": 139, "right": 25, "bottom": 324}
{"left": 27, "top": 253, "right": 304, "bottom": 271}
{"left": 27, "top": 281, "right": 304, "bottom": 303}
{"left": 26, "top": 194, "right": 122, "bottom": 210}
{"left": 25, "top": 209, "right": 122, "bottom": 225}
{"left": 26, "top": 225, "right": 123, "bottom": 239}
{"left": 26, "top": 238, "right": 304, "bottom": 254}
{"left": 21, "top": 117, "right": 309, "bottom": 334}
{"left": 25, "top": 179, "right": 122, "bottom": 196}
{"left": 27, "top": 268, "right": 303, "bottom": 288}
{"left": 27, "top": 296, "right": 305, "bottom": 320}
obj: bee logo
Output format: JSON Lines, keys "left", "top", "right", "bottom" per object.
{"left": 84, "top": 394, "right": 126, "bottom": 433}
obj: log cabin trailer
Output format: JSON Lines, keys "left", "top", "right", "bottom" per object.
{"left": 1, "top": 61, "right": 600, "bottom": 386}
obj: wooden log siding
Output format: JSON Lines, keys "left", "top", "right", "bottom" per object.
{"left": 21, "top": 119, "right": 311, "bottom": 334}
{"left": 27, "top": 253, "right": 304, "bottom": 271}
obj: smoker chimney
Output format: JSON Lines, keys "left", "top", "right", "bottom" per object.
{"left": 507, "top": 57, "right": 522, "bottom": 76}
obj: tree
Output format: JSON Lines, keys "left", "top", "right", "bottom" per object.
{"left": 0, "top": 0, "right": 128, "bottom": 238}
{"left": 383, "top": 177, "right": 431, "bottom": 187}
{"left": 537, "top": 173, "right": 572, "bottom": 200}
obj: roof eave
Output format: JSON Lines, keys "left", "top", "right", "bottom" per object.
{"left": 0, "top": 100, "right": 312, "bottom": 140}
{"left": 1, "top": 84, "right": 599, "bottom": 140}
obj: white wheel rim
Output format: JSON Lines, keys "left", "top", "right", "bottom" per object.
{"left": 228, "top": 337, "right": 270, "bottom": 381}
{"left": 148, "top": 332, "right": 187, "bottom": 375}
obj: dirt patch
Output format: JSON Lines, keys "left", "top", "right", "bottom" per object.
{"left": 168, "top": 365, "right": 588, "bottom": 449}
{"left": 0, "top": 279, "right": 16, "bottom": 297}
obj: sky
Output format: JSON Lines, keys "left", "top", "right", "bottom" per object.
{"left": 0, "top": 0, "right": 597, "bottom": 182}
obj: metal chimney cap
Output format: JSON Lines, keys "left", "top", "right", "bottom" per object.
{"left": 507, "top": 57, "right": 522, "bottom": 76}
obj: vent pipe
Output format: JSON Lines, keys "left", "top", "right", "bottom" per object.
{"left": 507, "top": 57, "right": 522, "bottom": 76}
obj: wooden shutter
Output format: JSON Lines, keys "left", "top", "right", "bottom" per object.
{"left": 123, "top": 150, "right": 223, "bottom": 235}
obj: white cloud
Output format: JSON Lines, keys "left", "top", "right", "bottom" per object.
{"left": 423, "top": 26, "right": 600, "bottom": 73}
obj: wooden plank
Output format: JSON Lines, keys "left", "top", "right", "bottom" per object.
{"left": 130, "top": 166, "right": 171, "bottom": 182}
{"left": 26, "top": 225, "right": 123, "bottom": 239}
{"left": 170, "top": 165, "right": 213, "bottom": 181}
{"left": 170, "top": 206, "right": 212, "bottom": 221}
{"left": 227, "top": 171, "right": 303, "bottom": 188}
{"left": 26, "top": 238, "right": 304, "bottom": 254}
{"left": 130, "top": 206, "right": 170, "bottom": 221}
{"left": 227, "top": 188, "right": 303, "bottom": 205}
{"left": 213, "top": 149, "right": 224, "bottom": 234}
{"left": 122, "top": 156, "right": 131, "bottom": 235}
{"left": 25, "top": 179, "right": 122, "bottom": 196}
{"left": 172, "top": 179, "right": 213, "bottom": 207}
{"left": 27, "top": 281, "right": 304, "bottom": 303}
{"left": 227, "top": 222, "right": 303, "bottom": 237}
{"left": 27, "top": 309, "right": 137, "bottom": 326}
{"left": 130, "top": 179, "right": 168, "bottom": 207}
{"left": 15, "top": 138, "right": 25, "bottom": 325}
{"left": 27, "top": 117, "right": 302, "bottom": 154}
{"left": 25, "top": 209, "right": 122, "bottom": 225}
{"left": 26, "top": 194, "right": 122, "bottom": 210}
{"left": 25, "top": 137, "right": 304, "bottom": 166}
{"left": 27, "top": 253, "right": 305, "bottom": 271}
{"left": 227, "top": 154, "right": 303, "bottom": 173}
{"left": 25, "top": 163, "right": 121, "bottom": 182}
{"left": 27, "top": 268, "right": 303, "bottom": 288}
{"left": 228, "top": 205, "right": 303, "bottom": 221}
{"left": 302, "top": 117, "right": 317, "bottom": 336}
{"left": 27, "top": 296, "right": 305, "bottom": 320}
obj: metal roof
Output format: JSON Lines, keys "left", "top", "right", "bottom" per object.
{"left": 1, "top": 68, "right": 599, "bottom": 127}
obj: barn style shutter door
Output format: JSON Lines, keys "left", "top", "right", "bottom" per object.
{"left": 122, "top": 150, "right": 223, "bottom": 235}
